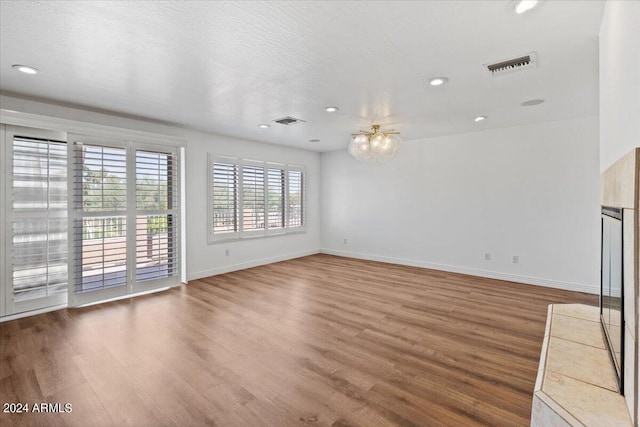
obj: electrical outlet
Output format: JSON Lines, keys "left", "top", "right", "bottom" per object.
{"left": 225, "top": 249, "right": 230, "bottom": 257}
{"left": 512, "top": 255, "right": 519, "bottom": 264}
{"left": 485, "top": 252, "right": 491, "bottom": 261}
{"left": 343, "top": 238, "right": 347, "bottom": 244}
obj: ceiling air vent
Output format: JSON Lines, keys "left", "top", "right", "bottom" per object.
{"left": 484, "top": 52, "right": 537, "bottom": 76}
{"left": 273, "top": 116, "right": 306, "bottom": 126}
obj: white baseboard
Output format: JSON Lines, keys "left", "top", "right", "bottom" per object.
{"left": 187, "top": 249, "right": 320, "bottom": 281}
{"left": 0, "top": 303, "right": 68, "bottom": 323}
{"left": 320, "top": 248, "right": 599, "bottom": 295}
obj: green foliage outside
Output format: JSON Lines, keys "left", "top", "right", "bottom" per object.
{"left": 82, "top": 166, "right": 170, "bottom": 237}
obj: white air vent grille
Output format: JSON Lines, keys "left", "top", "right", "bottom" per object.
{"left": 273, "top": 116, "right": 306, "bottom": 126}
{"left": 485, "top": 52, "right": 537, "bottom": 76}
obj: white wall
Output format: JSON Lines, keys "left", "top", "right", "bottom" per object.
{"left": 184, "top": 129, "right": 320, "bottom": 280}
{"left": 599, "top": 0, "right": 640, "bottom": 172}
{"left": 0, "top": 94, "right": 321, "bottom": 282}
{"left": 320, "top": 116, "right": 600, "bottom": 293}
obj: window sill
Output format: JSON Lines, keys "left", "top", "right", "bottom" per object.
{"left": 208, "top": 229, "right": 306, "bottom": 245}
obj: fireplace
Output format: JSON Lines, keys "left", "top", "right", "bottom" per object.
{"left": 601, "top": 206, "right": 624, "bottom": 393}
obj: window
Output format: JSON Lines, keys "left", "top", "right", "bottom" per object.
{"left": 287, "top": 169, "right": 304, "bottom": 228}
{"left": 208, "top": 155, "right": 305, "bottom": 242}
{"left": 211, "top": 158, "right": 239, "bottom": 235}
{"left": 267, "top": 166, "right": 285, "bottom": 230}
{"left": 242, "top": 163, "right": 265, "bottom": 233}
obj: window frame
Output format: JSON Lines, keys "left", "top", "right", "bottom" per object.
{"left": 208, "top": 154, "right": 306, "bottom": 244}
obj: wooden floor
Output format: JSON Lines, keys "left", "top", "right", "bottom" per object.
{"left": 0, "top": 254, "right": 597, "bottom": 427}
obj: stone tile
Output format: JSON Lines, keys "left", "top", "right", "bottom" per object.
{"left": 550, "top": 314, "right": 605, "bottom": 349}
{"left": 552, "top": 304, "right": 600, "bottom": 322}
{"left": 531, "top": 393, "right": 573, "bottom": 427}
{"left": 546, "top": 338, "right": 618, "bottom": 392}
{"left": 543, "top": 371, "right": 632, "bottom": 427}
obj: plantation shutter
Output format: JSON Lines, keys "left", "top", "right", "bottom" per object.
{"left": 207, "top": 156, "right": 306, "bottom": 243}
{"left": 267, "top": 165, "right": 285, "bottom": 232}
{"left": 135, "top": 148, "right": 179, "bottom": 282}
{"left": 10, "top": 135, "right": 68, "bottom": 310}
{"left": 210, "top": 156, "right": 239, "bottom": 240}
{"left": 241, "top": 162, "right": 265, "bottom": 235}
{"left": 72, "top": 142, "right": 128, "bottom": 294}
{"left": 287, "top": 169, "right": 304, "bottom": 228}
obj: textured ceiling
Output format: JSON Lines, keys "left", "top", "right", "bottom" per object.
{"left": 0, "top": 1, "right": 604, "bottom": 151}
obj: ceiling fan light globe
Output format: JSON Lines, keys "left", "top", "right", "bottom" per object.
{"left": 381, "top": 134, "right": 400, "bottom": 155}
{"left": 349, "top": 135, "right": 372, "bottom": 160}
{"left": 369, "top": 132, "right": 386, "bottom": 153}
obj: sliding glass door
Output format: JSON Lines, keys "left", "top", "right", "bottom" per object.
{"left": 3, "top": 126, "right": 68, "bottom": 315}
{"left": 69, "top": 135, "right": 180, "bottom": 306}
{"left": 1, "top": 126, "right": 182, "bottom": 315}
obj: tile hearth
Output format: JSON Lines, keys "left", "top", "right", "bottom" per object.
{"left": 531, "top": 304, "right": 632, "bottom": 426}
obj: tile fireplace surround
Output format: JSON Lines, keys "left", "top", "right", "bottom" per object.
{"left": 531, "top": 304, "right": 631, "bottom": 426}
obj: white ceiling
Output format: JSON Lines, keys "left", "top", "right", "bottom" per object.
{"left": 0, "top": 1, "right": 604, "bottom": 152}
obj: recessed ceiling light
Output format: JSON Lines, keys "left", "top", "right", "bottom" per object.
{"left": 325, "top": 106, "right": 339, "bottom": 112}
{"left": 258, "top": 124, "right": 270, "bottom": 128}
{"left": 521, "top": 99, "right": 545, "bottom": 106}
{"left": 12, "top": 64, "right": 38, "bottom": 74}
{"left": 429, "top": 77, "right": 449, "bottom": 86}
{"left": 474, "top": 116, "right": 487, "bottom": 122}
{"left": 514, "top": 0, "right": 539, "bottom": 14}
{"left": 309, "top": 139, "right": 320, "bottom": 143}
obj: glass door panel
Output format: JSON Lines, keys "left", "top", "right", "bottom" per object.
{"left": 69, "top": 135, "right": 128, "bottom": 306}
{"left": 133, "top": 146, "right": 179, "bottom": 292}
{"left": 4, "top": 126, "right": 68, "bottom": 315}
